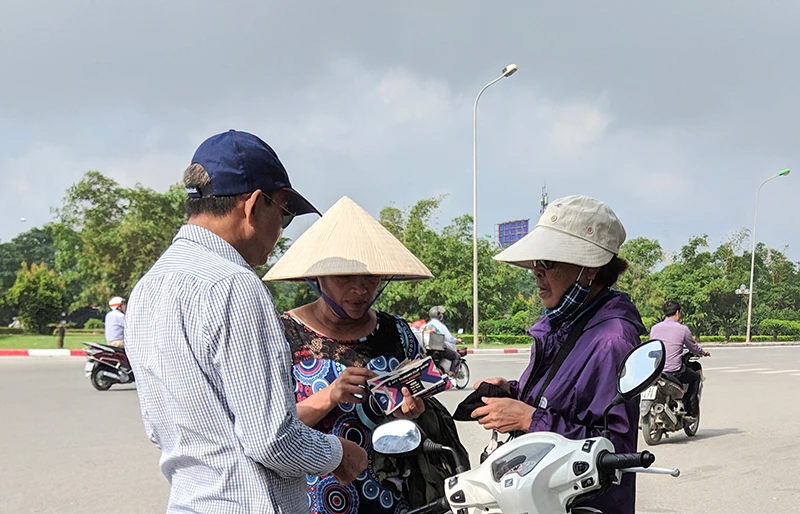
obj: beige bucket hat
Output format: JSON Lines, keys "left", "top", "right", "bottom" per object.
{"left": 495, "top": 195, "right": 626, "bottom": 269}
{"left": 263, "top": 196, "right": 434, "bottom": 281}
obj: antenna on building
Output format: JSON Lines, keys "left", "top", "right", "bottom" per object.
{"left": 540, "top": 182, "right": 549, "bottom": 214}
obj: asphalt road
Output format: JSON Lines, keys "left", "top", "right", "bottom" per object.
{"left": 1, "top": 347, "right": 799, "bottom": 513}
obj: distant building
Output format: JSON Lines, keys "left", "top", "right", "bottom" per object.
{"left": 496, "top": 219, "right": 530, "bottom": 248}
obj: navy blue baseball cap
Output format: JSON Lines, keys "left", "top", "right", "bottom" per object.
{"left": 187, "top": 130, "right": 319, "bottom": 217}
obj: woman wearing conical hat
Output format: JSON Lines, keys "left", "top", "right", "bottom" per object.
{"left": 264, "top": 196, "right": 464, "bottom": 513}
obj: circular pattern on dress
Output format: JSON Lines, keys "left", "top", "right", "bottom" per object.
{"left": 362, "top": 479, "right": 380, "bottom": 500}
{"left": 356, "top": 398, "right": 383, "bottom": 430}
{"left": 295, "top": 359, "right": 331, "bottom": 382}
{"left": 312, "top": 378, "right": 330, "bottom": 394}
{"left": 333, "top": 413, "right": 367, "bottom": 447}
{"left": 380, "top": 490, "right": 394, "bottom": 509}
{"left": 369, "top": 356, "right": 388, "bottom": 372}
{"left": 312, "top": 477, "right": 360, "bottom": 513}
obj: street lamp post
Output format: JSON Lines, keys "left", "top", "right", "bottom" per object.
{"left": 745, "top": 168, "right": 791, "bottom": 342}
{"left": 473, "top": 63, "right": 518, "bottom": 349}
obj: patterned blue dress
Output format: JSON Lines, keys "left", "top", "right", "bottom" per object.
{"left": 282, "top": 311, "right": 424, "bottom": 514}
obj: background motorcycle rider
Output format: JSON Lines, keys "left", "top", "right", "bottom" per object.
{"left": 104, "top": 296, "right": 126, "bottom": 348}
{"left": 424, "top": 305, "right": 462, "bottom": 375}
{"left": 649, "top": 300, "right": 709, "bottom": 419}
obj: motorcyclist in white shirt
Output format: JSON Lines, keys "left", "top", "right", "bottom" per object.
{"left": 104, "top": 296, "right": 126, "bottom": 348}
{"left": 424, "top": 306, "right": 462, "bottom": 375}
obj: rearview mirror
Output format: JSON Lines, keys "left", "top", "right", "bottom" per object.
{"left": 372, "top": 419, "right": 424, "bottom": 455}
{"left": 617, "top": 339, "right": 665, "bottom": 401}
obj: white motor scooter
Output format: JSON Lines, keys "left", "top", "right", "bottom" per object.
{"left": 372, "top": 339, "right": 679, "bottom": 514}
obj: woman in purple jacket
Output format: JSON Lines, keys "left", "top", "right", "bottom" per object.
{"left": 471, "top": 195, "right": 645, "bottom": 514}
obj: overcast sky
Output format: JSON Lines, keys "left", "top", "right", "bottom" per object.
{"left": 2, "top": 1, "right": 798, "bottom": 263}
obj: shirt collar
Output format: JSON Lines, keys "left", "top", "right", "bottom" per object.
{"left": 173, "top": 224, "right": 251, "bottom": 269}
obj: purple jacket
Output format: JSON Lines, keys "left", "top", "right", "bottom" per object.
{"left": 509, "top": 292, "right": 645, "bottom": 514}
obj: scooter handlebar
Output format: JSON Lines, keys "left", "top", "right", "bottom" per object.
{"left": 407, "top": 497, "right": 450, "bottom": 514}
{"left": 597, "top": 450, "right": 655, "bottom": 471}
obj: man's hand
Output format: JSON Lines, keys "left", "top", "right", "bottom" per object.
{"left": 473, "top": 377, "right": 511, "bottom": 394}
{"left": 393, "top": 386, "right": 425, "bottom": 420}
{"left": 703, "top": 350, "right": 711, "bottom": 357}
{"left": 332, "top": 437, "right": 368, "bottom": 485}
{"left": 329, "top": 367, "right": 377, "bottom": 405}
{"left": 471, "top": 397, "right": 535, "bottom": 434}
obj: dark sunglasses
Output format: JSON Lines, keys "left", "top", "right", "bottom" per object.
{"left": 262, "top": 193, "right": 296, "bottom": 229}
{"left": 533, "top": 260, "right": 556, "bottom": 270}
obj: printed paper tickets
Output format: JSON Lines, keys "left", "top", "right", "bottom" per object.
{"left": 367, "top": 356, "right": 451, "bottom": 415}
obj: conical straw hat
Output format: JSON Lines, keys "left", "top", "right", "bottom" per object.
{"left": 264, "top": 196, "right": 433, "bottom": 281}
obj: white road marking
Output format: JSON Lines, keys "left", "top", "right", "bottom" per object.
{"left": 720, "top": 368, "right": 772, "bottom": 373}
{"left": 756, "top": 369, "right": 800, "bottom": 375}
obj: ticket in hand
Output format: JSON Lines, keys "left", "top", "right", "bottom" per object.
{"left": 367, "top": 356, "right": 451, "bottom": 415}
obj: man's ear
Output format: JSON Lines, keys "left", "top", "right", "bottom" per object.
{"left": 243, "top": 190, "right": 263, "bottom": 224}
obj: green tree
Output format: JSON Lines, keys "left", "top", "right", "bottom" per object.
{"left": 0, "top": 227, "right": 58, "bottom": 324}
{"left": 53, "top": 171, "right": 186, "bottom": 309}
{"left": 6, "top": 262, "right": 66, "bottom": 334}
{"left": 0, "top": 227, "right": 56, "bottom": 290}
{"left": 653, "top": 233, "right": 756, "bottom": 340}
{"left": 653, "top": 235, "right": 718, "bottom": 335}
{"left": 754, "top": 246, "right": 800, "bottom": 324}
{"left": 617, "top": 236, "right": 664, "bottom": 320}
{"left": 375, "top": 197, "right": 536, "bottom": 334}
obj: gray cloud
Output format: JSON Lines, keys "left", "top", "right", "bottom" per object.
{"left": 1, "top": 1, "right": 798, "bottom": 262}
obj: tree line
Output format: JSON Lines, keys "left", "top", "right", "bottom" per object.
{"left": 2, "top": 171, "right": 799, "bottom": 341}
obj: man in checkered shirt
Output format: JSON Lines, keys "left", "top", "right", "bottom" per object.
{"left": 126, "top": 130, "right": 367, "bottom": 513}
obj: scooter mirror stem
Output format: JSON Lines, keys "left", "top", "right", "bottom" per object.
{"left": 442, "top": 445, "right": 467, "bottom": 474}
{"left": 602, "top": 394, "right": 624, "bottom": 440}
{"left": 423, "top": 440, "right": 466, "bottom": 474}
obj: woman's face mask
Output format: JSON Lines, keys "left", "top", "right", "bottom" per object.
{"left": 532, "top": 261, "right": 594, "bottom": 325}
{"left": 543, "top": 267, "right": 592, "bottom": 325}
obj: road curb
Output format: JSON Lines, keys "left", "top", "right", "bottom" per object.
{"left": 701, "top": 341, "right": 800, "bottom": 348}
{"left": 466, "top": 348, "right": 531, "bottom": 354}
{"left": 463, "top": 341, "right": 800, "bottom": 354}
{"left": 0, "top": 349, "right": 86, "bottom": 357}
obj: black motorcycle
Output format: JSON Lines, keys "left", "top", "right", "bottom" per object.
{"left": 639, "top": 351, "right": 706, "bottom": 445}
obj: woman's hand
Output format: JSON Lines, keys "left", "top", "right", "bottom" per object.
{"left": 471, "top": 397, "right": 535, "bottom": 434}
{"left": 392, "top": 387, "right": 425, "bottom": 420}
{"left": 473, "top": 377, "right": 511, "bottom": 394}
{"left": 329, "top": 367, "right": 378, "bottom": 405}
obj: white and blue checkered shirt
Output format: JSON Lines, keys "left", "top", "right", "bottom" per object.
{"left": 126, "top": 224, "right": 343, "bottom": 513}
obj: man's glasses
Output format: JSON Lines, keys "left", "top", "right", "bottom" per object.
{"left": 262, "top": 193, "right": 296, "bottom": 229}
{"left": 533, "top": 260, "right": 555, "bottom": 270}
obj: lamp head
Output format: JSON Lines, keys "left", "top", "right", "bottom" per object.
{"left": 502, "top": 64, "right": 518, "bottom": 77}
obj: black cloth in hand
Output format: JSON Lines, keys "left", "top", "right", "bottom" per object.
{"left": 453, "top": 382, "right": 513, "bottom": 422}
